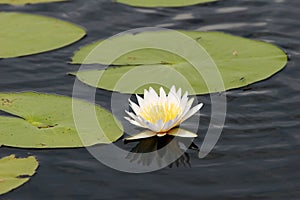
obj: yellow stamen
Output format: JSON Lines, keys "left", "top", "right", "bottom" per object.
{"left": 139, "top": 102, "right": 182, "bottom": 124}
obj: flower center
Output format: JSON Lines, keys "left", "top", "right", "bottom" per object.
{"left": 139, "top": 102, "right": 182, "bottom": 124}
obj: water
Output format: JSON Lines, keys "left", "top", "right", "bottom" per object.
{"left": 1, "top": 0, "right": 300, "bottom": 199}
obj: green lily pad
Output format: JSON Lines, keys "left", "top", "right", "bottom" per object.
{"left": 0, "top": 92, "right": 123, "bottom": 148}
{"left": 0, "top": 0, "right": 67, "bottom": 5}
{"left": 0, "top": 155, "right": 38, "bottom": 195}
{"left": 115, "top": 0, "right": 217, "bottom": 8}
{"left": 71, "top": 31, "right": 287, "bottom": 94}
{"left": 0, "top": 12, "right": 85, "bottom": 58}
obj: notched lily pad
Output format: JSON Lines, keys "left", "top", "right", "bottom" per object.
{"left": 0, "top": 12, "right": 85, "bottom": 58}
{"left": 0, "top": 92, "right": 123, "bottom": 148}
{"left": 0, "top": 0, "right": 67, "bottom": 5}
{"left": 115, "top": 0, "right": 218, "bottom": 8}
{"left": 0, "top": 155, "right": 38, "bottom": 195}
{"left": 71, "top": 31, "right": 287, "bottom": 95}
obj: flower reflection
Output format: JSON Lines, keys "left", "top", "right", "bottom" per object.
{"left": 125, "top": 129, "right": 199, "bottom": 168}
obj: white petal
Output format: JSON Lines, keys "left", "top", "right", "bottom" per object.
{"left": 179, "top": 92, "right": 188, "bottom": 111}
{"left": 168, "top": 85, "right": 177, "bottom": 96}
{"left": 125, "top": 110, "right": 153, "bottom": 129}
{"left": 181, "top": 98, "right": 194, "bottom": 117}
{"left": 149, "top": 87, "right": 158, "bottom": 99}
{"left": 125, "top": 111, "right": 147, "bottom": 127}
{"left": 124, "top": 117, "right": 145, "bottom": 128}
{"left": 157, "top": 133, "right": 167, "bottom": 137}
{"left": 155, "top": 119, "right": 164, "bottom": 131}
{"left": 143, "top": 88, "right": 151, "bottom": 105}
{"left": 145, "top": 87, "right": 158, "bottom": 105}
{"left": 125, "top": 110, "right": 137, "bottom": 119}
{"left": 159, "top": 87, "right": 167, "bottom": 103}
{"left": 167, "top": 88, "right": 180, "bottom": 105}
{"left": 136, "top": 94, "right": 145, "bottom": 108}
{"left": 181, "top": 91, "right": 188, "bottom": 102}
{"left": 181, "top": 103, "right": 204, "bottom": 122}
{"left": 143, "top": 87, "right": 154, "bottom": 106}
{"left": 162, "top": 119, "right": 173, "bottom": 130}
{"left": 176, "top": 87, "right": 182, "bottom": 98}
{"left": 161, "top": 113, "right": 183, "bottom": 132}
{"left": 169, "top": 85, "right": 176, "bottom": 95}
{"left": 144, "top": 88, "right": 149, "bottom": 98}
{"left": 129, "top": 99, "right": 141, "bottom": 114}
{"left": 168, "top": 128, "right": 198, "bottom": 138}
{"left": 125, "top": 130, "right": 157, "bottom": 141}
{"left": 136, "top": 116, "right": 150, "bottom": 127}
{"left": 141, "top": 118, "right": 160, "bottom": 132}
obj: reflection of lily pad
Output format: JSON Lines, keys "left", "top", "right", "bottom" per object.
{"left": 0, "top": 0, "right": 67, "bottom": 5}
{"left": 0, "top": 12, "right": 85, "bottom": 58}
{"left": 116, "top": 0, "right": 217, "bottom": 8}
{"left": 0, "top": 155, "right": 38, "bottom": 195}
{"left": 0, "top": 92, "right": 123, "bottom": 148}
{"left": 71, "top": 31, "right": 287, "bottom": 94}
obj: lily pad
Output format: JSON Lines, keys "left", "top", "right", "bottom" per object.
{"left": 0, "top": 155, "right": 38, "bottom": 195}
{"left": 115, "top": 0, "right": 217, "bottom": 8}
{"left": 0, "top": 12, "right": 85, "bottom": 58}
{"left": 0, "top": 0, "right": 67, "bottom": 5}
{"left": 71, "top": 31, "right": 287, "bottom": 94}
{"left": 0, "top": 92, "right": 123, "bottom": 148}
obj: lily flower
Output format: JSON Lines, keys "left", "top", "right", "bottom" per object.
{"left": 125, "top": 86, "right": 203, "bottom": 140}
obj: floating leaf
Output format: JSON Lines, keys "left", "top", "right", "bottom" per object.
{"left": 0, "top": 12, "right": 85, "bottom": 58}
{"left": 115, "top": 0, "right": 217, "bottom": 8}
{"left": 71, "top": 31, "right": 287, "bottom": 94}
{"left": 0, "top": 92, "right": 123, "bottom": 148}
{"left": 0, "top": 155, "right": 38, "bottom": 195}
{"left": 0, "top": 0, "right": 67, "bottom": 5}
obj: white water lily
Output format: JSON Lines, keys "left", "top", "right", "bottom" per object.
{"left": 125, "top": 86, "right": 203, "bottom": 139}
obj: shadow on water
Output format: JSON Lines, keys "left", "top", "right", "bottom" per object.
{"left": 125, "top": 135, "right": 199, "bottom": 168}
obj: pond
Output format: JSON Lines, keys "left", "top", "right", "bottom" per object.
{"left": 0, "top": 0, "right": 299, "bottom": 199}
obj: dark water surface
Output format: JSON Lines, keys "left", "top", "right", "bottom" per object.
{"left": 1, "top": 0, "right": 300, "bottom": 199}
